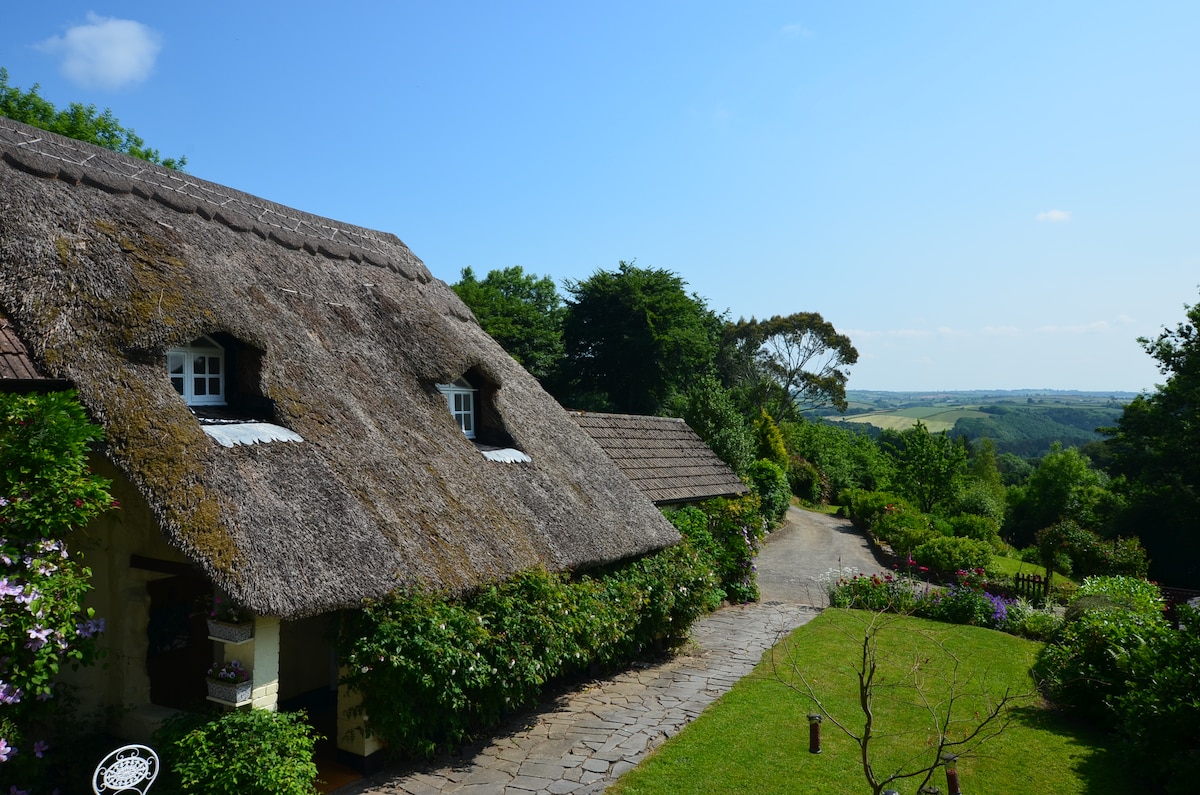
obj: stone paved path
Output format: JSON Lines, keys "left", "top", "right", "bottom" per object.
{"left": 337, "top": 509, "right": 884, "bottom": 795}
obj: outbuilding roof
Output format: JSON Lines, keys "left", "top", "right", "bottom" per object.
{"left": 0, "top": 116, "right": 679, "bottom": 618}
{"left": 569, "top": 412, "right": 748, "bottom": 505}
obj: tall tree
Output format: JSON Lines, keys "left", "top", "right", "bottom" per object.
{"left": 879, "top": 421, "right": 967, "bottom": 513}
{"left": 1105, "top": 298, "right": 1200, "bottom": 585}
{"left": 725, "top": 312, "right": 858, "bottom": 420}
{"left": 561, "top": 261, "right": 721, "bottom": 414}
{"left": 451, "top": 265, "right": 565, "bottom": 383}
{"left": 0, "top": 68, "right": 186, "bottom": 170}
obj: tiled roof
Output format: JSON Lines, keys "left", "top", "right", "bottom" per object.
{"left": 570, "top": 412, "right": 748, "bottom": 505}
{"left": 0, "top": 313, "right": 48, "bottom": 381}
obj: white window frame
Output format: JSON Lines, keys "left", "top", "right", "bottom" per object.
{"left": 167, "top": 336, "right": 226, "bottom": 406}
{"left": 436, "top": 378, "right": 477, "bottom": 439}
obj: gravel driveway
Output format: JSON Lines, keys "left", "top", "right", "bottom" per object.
{"left": 755, "top": 505, "right": 890, "bottom": 606}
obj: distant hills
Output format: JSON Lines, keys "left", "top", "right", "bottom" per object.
{"left": 815, "top": 390, "right": 1134, "bottom": 457}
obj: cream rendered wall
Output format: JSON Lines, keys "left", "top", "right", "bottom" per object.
{"left": 58, "top": 457, "right": 193, "bottom": 735}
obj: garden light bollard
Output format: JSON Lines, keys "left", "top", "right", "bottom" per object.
{"left": 807, "top": 713, "right": 822, "bottom": 754}
{"left": 942, "top": 752, "right": 962, "bottom": 795}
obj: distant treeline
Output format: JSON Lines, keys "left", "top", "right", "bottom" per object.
{"left": 950, "top": 404, "right": 1123, "bottom": 457}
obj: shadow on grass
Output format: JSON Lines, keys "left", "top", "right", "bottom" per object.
{"left": 1008, "top": 704, "right": 1134, "bottom": 795}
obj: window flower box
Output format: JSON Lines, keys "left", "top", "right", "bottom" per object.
{"left": 206, "top": 618, "right": 254, "bottom": 644}
{"left": 206, "top": 677, "right": 253, "bottom": 706}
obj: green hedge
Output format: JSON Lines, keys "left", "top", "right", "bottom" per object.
{"left": 338, "top": 539, "right": 721, "bottom": 759}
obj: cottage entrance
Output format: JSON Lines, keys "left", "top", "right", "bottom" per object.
{"left": 145, "top": 573, "right": 211, "bottom": 709}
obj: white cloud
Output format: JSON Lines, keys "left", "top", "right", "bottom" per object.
{"left": 1036, "top": 209, "right": 1071, "bottom": 223}
{"left": 782, "top": 23, "right": 814, "bottom": 38}
{"left": 36, "top": 13, "right": 162, "bottom": 90}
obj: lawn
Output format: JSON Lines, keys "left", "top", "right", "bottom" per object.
{"left": 610, "top": 609, "right": 1131, "bottom": 795}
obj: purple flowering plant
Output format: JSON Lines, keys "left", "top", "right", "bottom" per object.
{"left": 0, "top": 392, "right": 116, "bottom": 791}
{"left": 207, "top": 659, "right": 251, "bottom": 684}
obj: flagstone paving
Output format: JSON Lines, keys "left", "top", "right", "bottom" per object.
{"left": 337, "top": 508, "right": 886, "bottom": 795}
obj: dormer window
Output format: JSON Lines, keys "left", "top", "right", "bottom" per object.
{"left": 436, "top": 378, "right": 477, "bottom": 439}
{"left": 167, "top": 336, "right": 226, "bottom": 406}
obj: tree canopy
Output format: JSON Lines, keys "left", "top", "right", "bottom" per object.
{"left": 1105, "top": 298, "right": 1200, "bottom": 585}
{"left": 451, "top": 265, "right": 565, "bottom": 383}
{"left": 725, "top": 312, "right": 858, "bottom": 420}
{"left": 561, "top": 261, "right": 721, "bottom": 414}
{"left": 0, "top": 67, "right": 186, "bottom": 170}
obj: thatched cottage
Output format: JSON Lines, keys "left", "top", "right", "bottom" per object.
{"left": 0, "top": 116, "right": 679, "bottom": 766}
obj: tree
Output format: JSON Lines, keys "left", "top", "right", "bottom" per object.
{"left": 725, "top": 312, "right": 858, "bottom": 420}
{"left": 879, "top": 421, "right": 967, "bottom": 513}
{"left": 1005, "top": 443, "right": 1114, "bottom": 548}
{"left": 451, "top": 265, "right": 566, "bottom": 383}
{"left": 1105, "top": 297, "right": 1200, "bottom": 585}
{"left": 561, "top": 261, "right": 721, "bottom": 414}
{"left": 0, "top": 67, "right": 186, "bottom": 170}
{"left": 668, "top": 375, "right": 754, "bottom": 475}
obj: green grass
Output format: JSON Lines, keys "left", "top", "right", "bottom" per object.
{"left": 611, "top": 610, "right": 1131, "bottom": 795}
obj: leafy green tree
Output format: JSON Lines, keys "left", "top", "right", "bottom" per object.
{"left": 725, "top": 312, "right": 858, "bottom": 420}
{"left": 0, "top": 68, "right": 186, "bottom": 170}
{"left": 451, "top": 265, "right": 566, "bottom": 383}
{"left": 879, "top": 421, "right": 967, "bottom": 513}
{"left": 668, "top": 375, "right": 754, "bottom": 475}
{"left": 1006, "top": 443, "right": 1116, "bottom": 548}
{"left": 561, "top": 261, "right": 721, "bottom": 414}
{"left": 779, "top": 420, "right": 893, "bottom": 498}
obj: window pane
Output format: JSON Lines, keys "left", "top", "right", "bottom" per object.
{"left": 168, "top": 353, "right": 184, "bottom": 375}
{"left": 209, "top": 377, "right": 221, "bottom": 395}
{"left": 193, "top": 357, "right": 206, "bottom": 375}
{"left": 194, "top": 378, "right": 207, "bottom": 396}
{"left": 170, "top": 376, "right": 184, "bottom": 395}
{"left": 462, "top": 414, "right": 473, "bottom": 432}
{"left": 209, "top": 357, "right": 220, "bottom": 375}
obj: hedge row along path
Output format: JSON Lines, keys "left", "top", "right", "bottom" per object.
{"left": 337, "top": 507, "right": 888, "bottom": 795}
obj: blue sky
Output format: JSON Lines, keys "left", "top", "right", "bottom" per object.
{"left": 3, "top": 3, "right": 1197, "bottom": 393}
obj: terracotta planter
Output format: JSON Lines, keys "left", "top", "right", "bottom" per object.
{"left": 207, "top": 618, "right": 254, "bottom": 644}
{"left": 206, "top": 678, "right": 252, "bottom": 705}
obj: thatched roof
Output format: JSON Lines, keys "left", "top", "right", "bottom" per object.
{"left": 0, "top": 117, "right": 679, "bottom": 618}
{"left": 569, "top": 412, "right": 748, "bottom": 505}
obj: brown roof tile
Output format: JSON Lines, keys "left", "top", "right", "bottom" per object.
{"left": 569, "top": 412, "right": 748, "bottom": 505}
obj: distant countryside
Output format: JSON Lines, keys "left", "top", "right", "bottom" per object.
{"left": 819, "top": 390, "right": 1133, "bottom": 457}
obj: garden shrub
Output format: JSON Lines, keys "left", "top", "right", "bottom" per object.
{"left": 157, "top": 709, "right": 321, "bottom": 795}
{"left": 666, "top": 495, "right": 764, "bottom": 604}
{"left": 870, "top": 503, "right": 934, "bottom": 557}
{"left": 753, "top": 410, "right": 789, "bottom": 470}
{"left": 1001, "top": 599, "right": 1062, "bottom": 640}
{"left": 1068, "top": 575, "right": 1164, "bottom": 621}
{"left": 841, "top": 489, "right": 908, "bottom": 531}
{"left": 746, "top": 459, "right": 790, "bottom": 526}
{"left": 912, "top": 535, "right": 992, "bottom": 573}
{"left": 1033, "top": 606, "right": 1169, "bottom": 725}
{"left": 787, "top": 455, "right": 824, "bottom": 504}
{"left": 918, "top": 584, "right": 1009, "bottom": 628}
{"left": 1111, "top": 605, "right": 1200, "bottom": 794}
{"left": 1035, "top": 521, "right": 1150, "bottom": 580}
{"left": 827, "top": 570, "right": 922, "bottom": 613}
{"left": 947, "top": 513, "right": 1001, "bottom": 546}
{"left": 339, "top": 541, "right": 723, "bottom": 759}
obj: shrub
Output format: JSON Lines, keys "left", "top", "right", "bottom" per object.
{"left": 1072, "top": 575, "right": 1164, "bottom": 620}
{"left": 746, "top": 459, "right": 790, "bottom": 526}
{"left": 1111, "top": 606, "right": 1200, "bottom": 794}
{"left": 787, "top": 455, "right": 825, "bottom": 503}
{"left": 828, "top": 571, "right": 922, "bottom": 613}
{"left": 339, "top": 543, "right": 723, "bottom": 759}
{"left": 753, "top": 410, "right": 789, "bottom": 470}
{"left": 159, "top": 709, "right": 320, "bottom": 795}
{"left": 1001, "top": 599, "right": 1063, "bottom": 640}
{"left": 871, "top": 503, "right": 934, "bottom": 557}
{"left": 912, "top": 535, "right": 992, "bottom": 573}
{"left": 947, "top": 513, "right": 1001, "bottom": 545}
{"left": 919, "top": 585, "right": 1010, "bottom": 628}
{"left": 1033, "top": 607, "right": 1169, "bottom": 725}
{"left": 841, "top": 489, "right": 908, "bottom": 530}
